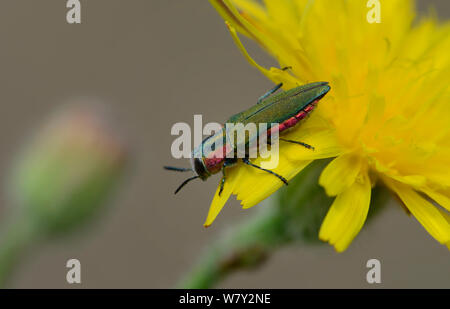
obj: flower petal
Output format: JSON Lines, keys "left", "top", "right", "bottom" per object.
{"left": 421, "top": 187, "right": 450, "bottom": 212}
{"left": 319, "top": 153, "right": 361, "bottom": 196}
{"left": 203, "top": 165, "right": 240, "bottom": 227}
{"left": 236, "top": 128, "right": 343, "bottom": 209}
{"left": 236, "top": 157, "right": 311, "bottom": 209}
{"left": 208, "top": 0, "right": 255, "bottom": 40}
{"left": 224, "top": 21, "right": 300, "bottom": 88}
{"left": 437, "top": 209, "right": 450, "bottom": 250}
{"left": 386, "top": 179, "right": 450, "bottom": 244}
{"left": 319, "top": 171, "right": 371, "bottom": 252}
{"left": 283, "top": 128, "right": 343, "bottom": 162}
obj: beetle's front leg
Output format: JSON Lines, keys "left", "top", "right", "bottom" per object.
{"left": 219, "top": 168, "right": 226, "bottom": 196}
{"left": 257, "top": 83, "right": 283, "bottom": 104}
{"left": 218, "top": 159, "right": 237, "bottom": 196}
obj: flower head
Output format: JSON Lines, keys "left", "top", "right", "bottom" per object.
{"left": 11, "top": 103, "right": 127, "bottom": 234}
{"left": 206, "top": 0, "right": 450, "bottom": 251}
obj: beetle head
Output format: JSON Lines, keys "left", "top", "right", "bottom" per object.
{"left": 190, "top": 157, "right": 211, "bottom": 180}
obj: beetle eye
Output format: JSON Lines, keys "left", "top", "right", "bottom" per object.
{"left": 192, "top": 157, "right": 208, "bottom": 180}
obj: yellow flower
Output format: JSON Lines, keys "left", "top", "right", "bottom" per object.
{"left": 205, "top": 0, "right": 450, "bottom": 252}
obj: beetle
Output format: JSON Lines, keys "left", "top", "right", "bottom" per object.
{"left": 164, "top": 81, "right": 331, "bottom": 195}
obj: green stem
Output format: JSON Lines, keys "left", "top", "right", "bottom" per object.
{"left": 0, "top": 213, "right": 42, "bottom": 287}
{"left": 177, "top": 205, "right": 289, "bottom": 289}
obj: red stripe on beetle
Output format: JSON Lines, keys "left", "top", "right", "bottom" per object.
{"left": 269, "top": 100, "right": 318, "bottom": 136}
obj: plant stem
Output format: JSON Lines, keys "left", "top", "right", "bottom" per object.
{"left": 177, "top": 205, "right": 289, "bottom": 289}
{"left": 0, "top": 213, "right": 41, "bottom": 287}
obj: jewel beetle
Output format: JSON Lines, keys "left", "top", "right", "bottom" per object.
{"left": 165, "top": 81, "right": 331, "bottom": 195}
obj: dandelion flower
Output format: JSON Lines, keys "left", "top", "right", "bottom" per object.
{"left": 205, "top": 0, "right": 450, "bottom": 252}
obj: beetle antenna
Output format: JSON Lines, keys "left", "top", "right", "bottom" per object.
{"left": 164, "top": 166, "right": 193, "bottom": 172}
{"left": 174, "top": 175, "right": 200, "bottom": 194}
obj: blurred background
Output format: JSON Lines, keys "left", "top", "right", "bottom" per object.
{"left": 0, "top": 0, "right": 449, "bottom": 288}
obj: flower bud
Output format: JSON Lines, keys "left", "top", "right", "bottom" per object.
{"left": 10, "top": 103, "right": 127, "bottom": 235}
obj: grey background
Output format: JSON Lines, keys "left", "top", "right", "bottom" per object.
{"left": 0, "top": 0, "right": 449, "bottom": 288}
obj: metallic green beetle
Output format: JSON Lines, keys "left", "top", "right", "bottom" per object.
{"left": 165, "top": 81, "right": 331, "bottom": 194}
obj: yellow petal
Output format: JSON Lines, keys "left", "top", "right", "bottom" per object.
{"left": 319, "top": 171, "right": 371, "bottom": 252}
{"left": 210, "top": 0, "right": 307, "bottom": 86}
{"left": 236, "top": 128, "right": 343, "bottom": 209}
{"left": 203, "top": 165, "right": 240, "bottom": 227}
{"left": 208, "top": 0, "right": 254, "bottom": 39}
{"left": 224, "top": 21, "right": 299, "bottom": 88}
{"left": 236, "top": 158, "right": 311, "bottom": 209}
{"left": 283, "top": 128, "right": 343, "bottom": 162}
{"left": 441, "top": 210, "right": 450, "bottom": 250}
{"left": 421, "top": 188, "right": 450, "bottom": 212}
{"left": 319, "top": 153, "right": 361, "bottom": 196}
{"left": 386, "top": 179, "right": 450, "bottom": 244}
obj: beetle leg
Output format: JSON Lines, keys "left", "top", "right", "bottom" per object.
{"left": 257, "top": 83, "right": 283, "bottom": 104}
{"left": 256, "top": 67, "right": 292, "bottom": 104}
{"left": 218, "top": 159, "right": 237, "bottom": 196}
{"left": 219, "top": 168, "right": 226, "bottom": 196}
{"left": 280, "top": 138, "right": 315, "bottom": 150}
{"left": 242, "top": 158, "right": 288, "bottom": 186}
